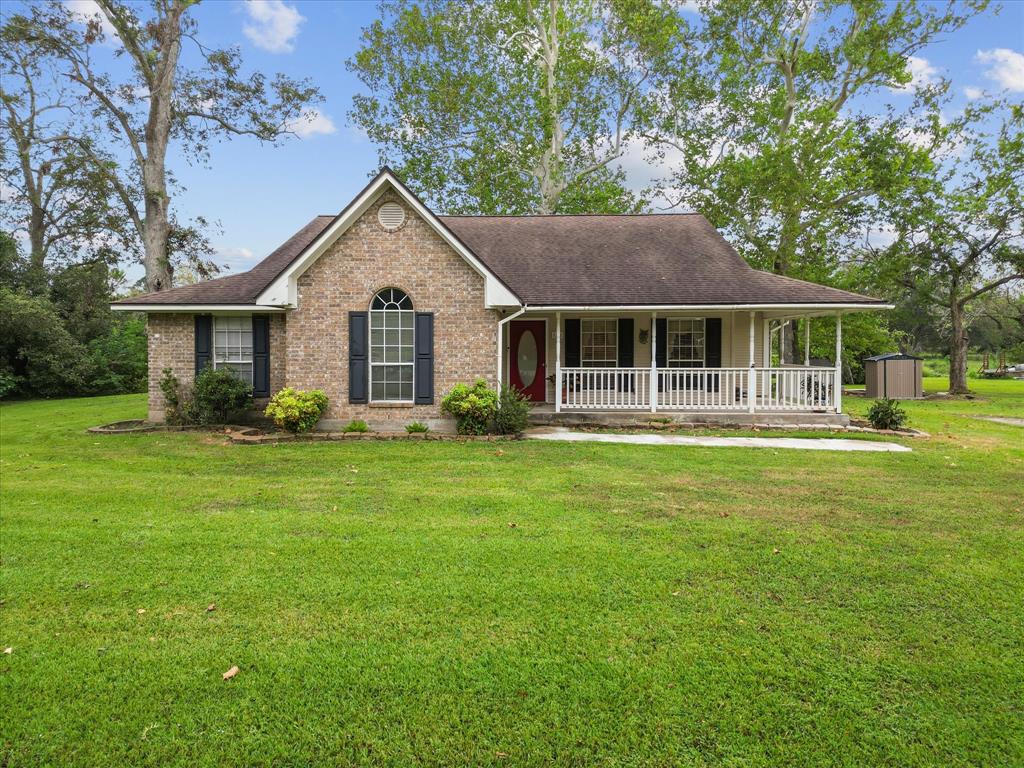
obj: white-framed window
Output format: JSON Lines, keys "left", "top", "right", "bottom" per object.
{"left": 370, "top": 288, "right": 414, "bottom": 402}
{"left": 581, "top": 318, "right": 618, "bottom": 367}
{"left": 667, "top": 318, "right": 705, "bottom": 368}
{"left": 213, "top": 316, "right": 254, "bottom": 385}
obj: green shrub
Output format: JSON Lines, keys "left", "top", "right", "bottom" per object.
{"left": 264, "top": 388, "right": 329, "bottom": 433}
{"left": 159, "top": 368, "right": 195, "bottom": 425}
{"left": 343, "top": 419, "right": 370, "bottom": 433}
{"left": 866, "top": 398, "right": 908, "bottom": 430}
{"left": 192, "top": 366, "right": 253, "bottom": 424}
{"left": 441, "top": 379, "right": 499, "bottom": 435}
{"left": 0, "top": 286, "right": 86, "bottom": 398}
{"left": 494, "top": 385, "right": 530, "bottom": 435}
{"left": 405, "top": 421, "right": 430, "bottom": 433}
{"left": 83, "top": 316, "right": 148, "bottom": 395}
{"left": 0, "top": 368, "right": 18, "bottom": 399}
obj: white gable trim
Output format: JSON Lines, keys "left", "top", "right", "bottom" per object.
{"left": 256, "top": 170, "right": 521, "bottom": 309}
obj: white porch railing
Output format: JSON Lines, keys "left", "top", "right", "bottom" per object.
{"left": 560, "top": 367, "right": 651, "bottom": 409}
{"left": 657, "top": 368, "right": 751, "bottom": 410}
{"left": 756, "top": 367, "right": 834, "bottom": 411}
{"left": 558, "top": 366, "right": 835, "bottom": 412}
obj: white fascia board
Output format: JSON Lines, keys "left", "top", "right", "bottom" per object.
{"left": 110, "top": 304, "right": 287, "bottom": 312}
{"left": 524, "top": 303, "right": 893, "bottom": 312}
{"left": 255, "top": 170, "right": 521, "bottom": 309}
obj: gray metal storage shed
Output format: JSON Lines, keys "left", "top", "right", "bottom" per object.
{"left": 864, "top": 353, "right": 924, "bottom": 399}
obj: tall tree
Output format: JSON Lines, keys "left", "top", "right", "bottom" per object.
{"left": 872, "top": 102, "right": 1023, "bottom": 394}
{"left": 349, "top": 0, "right": 678, "bottom": 214}
{"left": 644, "top": 0, "right": 985, "bottom": 360}
{"left": 0, "top": 24, "right": 130, "bottom": 293}
{"left": 7, "top": 0, "right": 322, "bottom": 292}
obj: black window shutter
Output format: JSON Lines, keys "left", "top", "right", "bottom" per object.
{"left": 704, "top": 318, "right": 722, "bottom": 367}
{"left": 704, "top": 317, "right": 722, "bottom": 392}
{"left": 655, "top": 317, "right": 667, "bottom": 392}
{"left": 617, "top": 318, "right": 634, "bottom": 366}
{"left": 655, "top": 318, "right": 667, "bottom": 367}
{"left": 414, "top": 312, "right": 434, "bottom": 404}
{"left": 349, "top": 312, "right": 369, "bottom": 403}
{"left": 564, "top": 318, "right": 581, "bottom": 367}
{"left": 194, "top": 315, "right": 212, "bottom": 376}
{"left": 252, "top": 315, "right": 270, "bottom": 397}
{"left": 617, "top": 318, "right": 634, "bottom": 392}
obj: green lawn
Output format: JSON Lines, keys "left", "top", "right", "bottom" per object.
{"left": 2, "top": 381, "right": 1022, "bottom": 767}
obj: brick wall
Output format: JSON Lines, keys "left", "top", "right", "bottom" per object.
{"left": 286, "top": 191, "right": 500, "bottom": 427}
{"left": 146, "top": 313, "right": 194, "bottom": 422}
{"left": 146, "top": 313, "right": 287, "bottom": 422}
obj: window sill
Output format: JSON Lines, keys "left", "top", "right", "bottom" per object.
{"left": 368, "top": 401, "right": 415, "bottom": 408}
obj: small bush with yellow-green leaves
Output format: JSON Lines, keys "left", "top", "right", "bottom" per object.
{"left": 264, "top": 388, "right": 329, "bottom": 433}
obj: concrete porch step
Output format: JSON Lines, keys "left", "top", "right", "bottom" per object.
{"left": 528, "top": 409, "right": 850, "bottom": 429}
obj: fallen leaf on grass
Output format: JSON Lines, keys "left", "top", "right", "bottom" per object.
{"left": 495, "top": 752, "right": 508, "bottom": 759}
{"left": 206, "top": 603, "right": 216, "bottom": 612}
{"left": 772, "top": 548, "right": 780, "bottom": 554}
{"left": 3, "top": 647, "right": 11, "bottom": 654}
{"left": 494, "top": 449, "right": 505, "bottom": 456}
{"left": 137, "top": 608, "right": 146, "bottom": 615}
{"left": 222, "top": 665, "right": 239, "bottom": 680}
{"left": 671, "top": 590, "right": 681, "bottom": 597}
{"left": 507, "top": 522, "right": 517, "bottom": 528}
{"left": 718, "top": 511, "right": 729, "bottom": 518}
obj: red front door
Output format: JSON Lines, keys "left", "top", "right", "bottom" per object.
{"left": 509, "top": 320, "right": 547, "bottom": 402}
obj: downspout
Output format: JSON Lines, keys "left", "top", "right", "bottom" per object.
{"left": 496, "top": 305, "right": 527, "bottom": 392}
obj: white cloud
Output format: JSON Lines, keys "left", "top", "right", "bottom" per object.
{"left": 243, "top": 0, "right": 304, "bottom": 54}
{"left": 675, "top": 1, "right": 702, "bottom": 13}
{"left": 65, "top": 0, "right": 118, "bottom": 41}
{"left": 215, "top": 246, "right": 256, "bottom": 272}
{"left": 976, "top": 48, "right": 1024, "bottom": 92}
{"left": 891, "top": 56, "right": 939, "bottom": 93}
{"left": 286, "top": 110, "right": 337, "bottom": 138}
{"left": 963, "top": 86, "right": 984, "bottom": 100}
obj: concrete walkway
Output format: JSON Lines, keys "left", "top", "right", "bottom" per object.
{"left": 527, "top": 427, "right": 912, "bottom": 452}
{"left": 974, "top": 416, "right": 1024, "bottom": 427}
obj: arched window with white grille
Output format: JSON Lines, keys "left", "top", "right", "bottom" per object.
{"left": 369, "top": 288, "right": 414, "bottom": 402}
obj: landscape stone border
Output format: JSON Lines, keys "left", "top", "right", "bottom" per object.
{"left": 87, "top": 422, "right": 519, "bottom": 443}
{"left": 562, "top": 419, "right": 929, "bottom": 439}
{"left": 224, "top": 428, "right": 516, "bottom": 444}
{"left": 89, "top": 420, "right": 926, "bottom": 442}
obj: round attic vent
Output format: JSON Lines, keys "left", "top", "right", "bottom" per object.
{"left": 377, "top": 202, "right": 406, "bottom": 231}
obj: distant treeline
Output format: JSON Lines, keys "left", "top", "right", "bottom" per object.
{"left": 0, "top": 234, "right": 146, "bottom": 400}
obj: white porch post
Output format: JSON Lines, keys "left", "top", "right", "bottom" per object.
{"left": 834, "top": 313, "right": 843, "bottom": 414}
{"left": 804, "top": 316, "right": 811, "bottom": 366}
{"left": 554, "top": 311, "right": 562, "bottom": 413}
{"left": 650, "top": 312, "right": 657, "bottom": 412}
{"left": 496, "top": 317, "right": 503, "bottom": 389}
{"left": 748, "top": 311, "right": 756, "bottom": 414}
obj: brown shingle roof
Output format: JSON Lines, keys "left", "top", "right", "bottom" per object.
{"left": 114, "top": 215, "right": 334, "bottom": 305}
{"left": 115, "top": 211, "right": 882, "bottom": 307}
{"left": 439, "top": 214, "right": 882, "bottom": 306}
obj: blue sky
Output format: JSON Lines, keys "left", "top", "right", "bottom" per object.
{"left": 13, "top": 1, "right": 1024, "bottom": 281}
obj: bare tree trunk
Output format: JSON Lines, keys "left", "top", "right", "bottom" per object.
{"left": 141, "top": 156, "right": 173, "bottom": 292}
{"left": 26, "top": 206, "right": 48, "bottom": 292}
{"left": 948, "top": 299, "right": 969, "bottom": 394}
{"left": 137, "top": 4, "right": 183, "bottom": 293}
{"left": 532, "top": 0, "right": 563, "bottom": 215}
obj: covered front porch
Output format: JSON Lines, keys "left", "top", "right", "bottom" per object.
{"left": 498, "top": 307, "right": 851, "bottom": 416}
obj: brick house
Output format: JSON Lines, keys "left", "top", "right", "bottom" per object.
{"left": 113, "top": 168, "right": 890, "bottom": 430}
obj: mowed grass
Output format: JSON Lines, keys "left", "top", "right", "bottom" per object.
{"left": 1, "top": 380, "right": 1022, "bottom": 767}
